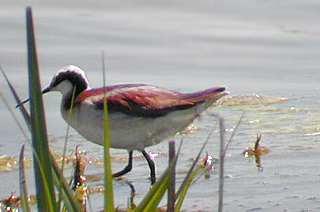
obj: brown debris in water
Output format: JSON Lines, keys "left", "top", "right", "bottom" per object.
{"left": 179, "top": 124, "right": 198, "bottom": 135}
{"left": 72, "top": 146, "right": 88, "bottom": 212}
{"left": 0, "top": 155, "right": 24, "bottom": 172}
{"left": 0, "top": 192, "right": 20, "bottom": 211}
{"left": 201, "top": 152, "right": 218, "bottom": 179}
{"left": 242, "top": 134, "right": 269, "bottom": 171}
{"left": 189, "top": 153, "right": 218, "bottom": 179}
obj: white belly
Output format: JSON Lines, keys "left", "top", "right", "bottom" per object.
{"left": 62, "top": 103, "right": 206, "bottom": 151}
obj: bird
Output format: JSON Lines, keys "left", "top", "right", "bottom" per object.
{"left": 22, "top": 65, "right": 228, "bottom": 184}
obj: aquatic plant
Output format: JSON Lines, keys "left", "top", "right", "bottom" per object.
{"left": 242, "top": 134, "right": 269, "bottom": 171}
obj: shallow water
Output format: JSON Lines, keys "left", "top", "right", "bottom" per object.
{"left": 1, "top": 1, "right": 320, "bottom": 211}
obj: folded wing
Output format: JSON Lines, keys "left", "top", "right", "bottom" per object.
{"left": 75, "top": 84, "right": 226, "bottom": 117}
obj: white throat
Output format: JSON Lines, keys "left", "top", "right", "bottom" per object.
{"left": 51, "top": 80, "right": 75, "bottom": 97}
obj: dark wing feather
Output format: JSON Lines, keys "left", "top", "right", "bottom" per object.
{"left": 75, "top": 84, "right": 226, "bottom": 117}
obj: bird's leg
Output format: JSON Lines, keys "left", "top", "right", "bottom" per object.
{"left": 141, "top": 149, "right": 156, "bottom": 184}
{"left": 112, "top": 151, "right": 133, "bottom": 178}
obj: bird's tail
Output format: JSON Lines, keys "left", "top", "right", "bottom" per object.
{"left": 182, "top": 87, "right": 228, "bottom": 106}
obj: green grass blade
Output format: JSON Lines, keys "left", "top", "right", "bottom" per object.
{"left": 0, "top": 65, "right": 31, "bottom": 129}
{"left": 144, "top": 174, "right": 171, "bottom": 212}
{"left": 51, "top": 153, "right": 82, "bottom": 212}
{"left": 2, "top": 7, "right": 82, "bottom": 212}
{"left": 174, "top": 167, "right": 199, "bottom": 212}
{"left": 61, "top": 87, "right": 76, "bottom": 171}
{"left": 0, "top": 92, "right": 53, "bottom": 211}
{"left": 0, "top": 75, "right": 60, "bottom": 211}
{"left": 0, "top": 69, "right": 81, "bottom": 211}
{"left": 103, "top": 102, "right": 114, "bottom": 212}
{"left": 135, "top": 141, "right": 182, "bottom": 212}
{"left": 175, "top": 126, "right": 215, "bottom": 199}
{"left": 0, "top": 92, "right": 30, "bottom": 143}
{"left": 19, "top": 144, "right": 31, "bottom": 212}
{"left": 102, "top": 52, "right": 114, "bottom": 212}
{"left": 134, "top": 163, "right": 172, "bottom": 212}
{"left": 56, "top": 87, "right": 77, "bottom": 211}
{"left": 173, "top": 125, "right": 215, "bottom": 211}
{"left": 26, "top": 6, "right": 57, "bottom": 211}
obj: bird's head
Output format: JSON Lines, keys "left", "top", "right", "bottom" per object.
{"left": 18, "top": 65, "right": 90, "bottom": 106}
{"left": 42, "top": 65, "right": 90, "bottom": 96}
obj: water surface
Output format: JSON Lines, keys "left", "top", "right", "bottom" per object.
{"left": 1, "top": 1, "right": 320, "bottom": 211}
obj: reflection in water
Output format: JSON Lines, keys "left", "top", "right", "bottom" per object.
{"left": 242, "top": 134, "right": 269, "bottom": 171}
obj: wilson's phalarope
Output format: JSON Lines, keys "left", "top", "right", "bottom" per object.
{"left": 22, "top": 65, "right": 228, "bottom": 184}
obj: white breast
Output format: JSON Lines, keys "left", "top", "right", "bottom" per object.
{"left": 61, "top": 102, "right": 207, "bottom": 151}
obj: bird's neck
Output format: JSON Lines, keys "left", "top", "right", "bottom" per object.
{"left": 62, "top": 89, "right": 78, "bottom": 111}
{"left": 61, "top": 84, "right": 89, "bottom": 111}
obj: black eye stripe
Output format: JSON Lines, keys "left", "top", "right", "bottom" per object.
{"left": 51, "top": 70, "right": 89, "bottom": 110}
{"left": 53, "top": 70, "right": 88, "bottom": 90}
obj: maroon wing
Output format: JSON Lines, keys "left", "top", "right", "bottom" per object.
{"left": 76, "top": 84, "right": 226, "bottom": 117}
